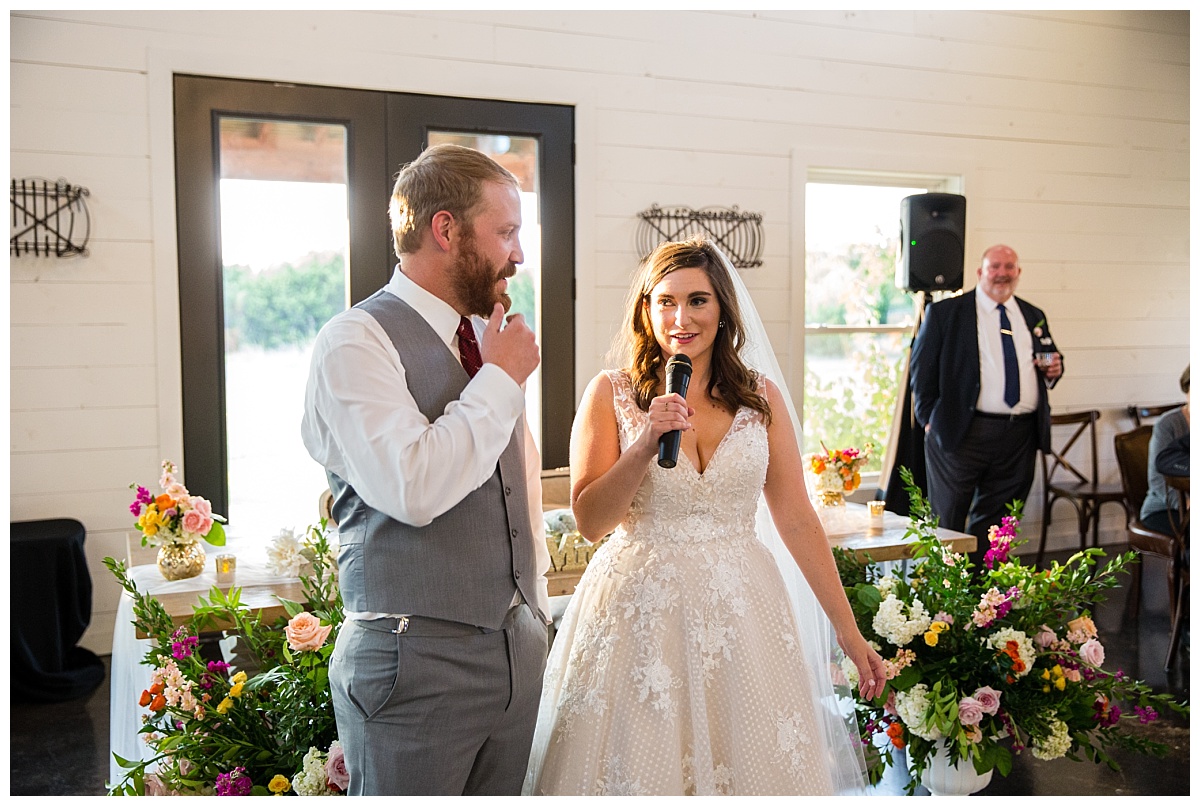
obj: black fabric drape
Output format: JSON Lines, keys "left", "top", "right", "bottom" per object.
{"left": 11, "top": 519, "right": 106, "bottom": 702}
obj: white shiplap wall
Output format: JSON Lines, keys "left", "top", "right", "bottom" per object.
{"left": 10, "top": 9, "right": 1191, "bottom": 653}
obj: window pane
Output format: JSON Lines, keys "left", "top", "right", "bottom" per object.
{"left": 428, "top": 131, "right": 543, "bottom": 455}
{"left": 219, "top": 118, "right": 349, "bottom": 537}
{"left": 803, "top": 182, "right": 925, "bottom": 469}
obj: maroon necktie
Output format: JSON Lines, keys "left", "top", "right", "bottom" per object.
{"left": 457, "top": 316, "right": 483, "bottom": 378}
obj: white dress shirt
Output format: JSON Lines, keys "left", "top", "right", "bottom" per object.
{"left": 301, "top": 267, "right": 550, "bottom": 620}
{"left": 974, "top": 285, "right": 1038, "bottom": 415}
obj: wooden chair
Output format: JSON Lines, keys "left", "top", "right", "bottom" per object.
{"left": 1036, "top": 410, "right": 1128, "bottom": 566}
{"left": 1163, "top": 474, "right": 1189, "bottom": 671}
{"left": 1113, "top": 426, "right": 1183, "bottom": 630}
{"left": 1127, "top": 403, "right": 1184, "bottom": 428}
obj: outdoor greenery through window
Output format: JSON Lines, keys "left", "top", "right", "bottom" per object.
{"left": 802, "top": 181, "right": 926, "bottom": 475}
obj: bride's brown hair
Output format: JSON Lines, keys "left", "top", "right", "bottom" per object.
{"left": 610, "top": 238, "right": 771, "bottom": 423}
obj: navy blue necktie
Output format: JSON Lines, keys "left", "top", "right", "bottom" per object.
{"left": 998, "top": 304, "right": 1020, "bottom": 408}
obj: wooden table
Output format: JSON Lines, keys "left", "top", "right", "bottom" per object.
{"left": 544, "top": 503, "right": 977, "bottom": 596}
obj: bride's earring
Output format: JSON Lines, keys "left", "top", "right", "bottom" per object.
{"left": 719, "top": 320, "right": 725, "bottom": 328}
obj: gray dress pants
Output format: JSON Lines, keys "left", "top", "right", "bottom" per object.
{"left": 329, "top": 603, "right": 547, "bottom": 795}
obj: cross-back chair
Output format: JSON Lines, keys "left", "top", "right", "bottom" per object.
{"left": 1112, "top": 426, "right": 1184, "bottom": 643}
{"left": 1126, "top": 403, "right": 1185, "bottom": 428}
{"left": 1036, "top": 410, "right": 1128, "bottom": 566}
{"left": 1163, "top": 474, "right": 1189, "bottom": 672}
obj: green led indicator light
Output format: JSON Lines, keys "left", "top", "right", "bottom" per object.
{"left": 911, "top": 240, "right": 917, "bottom": 246}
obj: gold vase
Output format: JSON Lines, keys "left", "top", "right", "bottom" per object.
{"left": 817, "top": 489, "right": 846, "bottom": 509}
{"left": 157, "top": 539, "right": 206, "bottom": 581}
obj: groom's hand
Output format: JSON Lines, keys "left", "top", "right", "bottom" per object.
{"left": 480, "top": 302, "right": 540, "bottom": 385}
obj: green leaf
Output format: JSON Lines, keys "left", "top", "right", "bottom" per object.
{"left": 205, "top": 520, "right": 227, "bottom": 547}
{"left": 278, "top": 597, "right": 305, "bottom": 619}
{"left": 856, "top": 584, "right": 883, "bottom": 608}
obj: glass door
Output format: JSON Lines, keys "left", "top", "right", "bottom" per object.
{"left": 175, "top": 76, "right": 574, "bottom": 540}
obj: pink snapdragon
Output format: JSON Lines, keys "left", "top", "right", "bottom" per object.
{"left": 983, "top": 516, "right": 1019, "bottom": 568}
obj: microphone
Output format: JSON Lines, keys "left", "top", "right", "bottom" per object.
{"left": 657, "top": 354, "right": 693, "bottom": 469}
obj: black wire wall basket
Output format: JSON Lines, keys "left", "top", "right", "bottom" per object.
{"left": 10, "top": 178, "right": 91, "bottom": 257}
{"left": 636, "top": 204, "right": 764, "bottom": 268}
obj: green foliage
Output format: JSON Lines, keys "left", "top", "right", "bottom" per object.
{"left": 224, "top": 251, "right": 345, "bottom": 351}
{"left": 835, "top": 470, "right": 1189, "bottom": 794}
{"left": 804, "top": 338, "right": 905, "bottom": 473}
{"left": 103, "top": 522, "right": 343, "bottom": 796}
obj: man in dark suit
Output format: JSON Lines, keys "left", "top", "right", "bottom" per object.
{"left": 910, "top": 244, "right": 1063, "bottom": 566}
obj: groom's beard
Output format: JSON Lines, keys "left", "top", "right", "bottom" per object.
{"left": 454, "top": 231, "right": 516, "bottom": 318}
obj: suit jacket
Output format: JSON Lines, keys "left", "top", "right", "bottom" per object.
{"left": 910, "top": 291, "right": 1061, "bottom": 455}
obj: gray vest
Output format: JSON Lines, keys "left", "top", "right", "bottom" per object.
{"left": 329, "top": 290, "right": 540, "bottom": 629}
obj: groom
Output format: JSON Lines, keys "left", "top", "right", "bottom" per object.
{"left": 301, "top": 144, "right": 551, "bottom": 795}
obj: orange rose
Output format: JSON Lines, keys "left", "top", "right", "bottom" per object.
{"left": 155, "top": 494, "right": 175, "bottom": 512}
{"left": 139, "top": 690, "right": 152, "bottom": 707}
{"left": 886, "top": 721, "right": 906, "bottom": 749}
{"left": 150, "top": 694, "right": 167, "bottom": 712}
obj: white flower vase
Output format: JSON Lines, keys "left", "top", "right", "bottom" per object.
{"left": 908, "top": 744, "right": 993, "bottom": 796}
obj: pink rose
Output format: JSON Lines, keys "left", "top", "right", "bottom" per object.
{"left": 181, "top": 509, "right": 212, "bottom": 536}
{"left": 958, "top": 696, "right": 984, "bottom": 726}
{"left": 973, "top": 686, "right": 1001, "bottom": 715}
{"left": 189, "top": 497, "right": 213, "bottom": 520}
{"left": 144, "top": 773, "right": 170, "bottom": 796}
{"left": 285, "top": 612, "right": 332, "bottom": 652}
{"left": 1034, "top": 624, "right": 1057, "bottom": 649}
{"left": 1079, "top": 637, "right": 1105, "bottom": 667}
{"left": 324, "top": 742, "right": 349, "bottom": 791}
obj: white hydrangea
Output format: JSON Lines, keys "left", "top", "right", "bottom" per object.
{"left": 872, "top": 593, "right": 932, "bottom": 647}
{"left": 1031, "top": 718, "right": 1072, "bottom": 760}
{"left": 266, "top": 528, "right": 305, "bottom": 578}
{"left": 875, "top": 575, "right": 899, "bottom": 597}
{"left": 894, "top": 683, "right": 943, "bottom": 741}
{"left": 291, "top": 745, "right": 334, "bottom": 796}
{"left": 986, "top": 627, "right": 1036, "bottom": 678}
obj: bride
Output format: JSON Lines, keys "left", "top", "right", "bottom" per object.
{"left": 524, "top": 238, "right": 885, "bottom": 795}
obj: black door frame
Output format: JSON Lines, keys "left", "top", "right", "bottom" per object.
{"left": 173, "top": 75, "right": 574, "bottom": 516}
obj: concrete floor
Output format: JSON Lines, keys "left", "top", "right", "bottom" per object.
{"left": 10, "top": 547, "right": 1189, "bottom": 796}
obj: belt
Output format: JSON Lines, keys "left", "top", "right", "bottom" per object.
{"left": 974, "top": 409, "right": 1035, "bottom": 422}
{"left": 355, "top": 603, "right": 525, "bottom": 638}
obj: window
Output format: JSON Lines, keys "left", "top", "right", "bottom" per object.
{"left": 803, "top": 172, "right": 958, "bottom": 477}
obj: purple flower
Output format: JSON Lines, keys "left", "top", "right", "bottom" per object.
{"left": 129, "top": 501, "right": 143, "bottom": 516}
{"left": 207, "top": 660, "right": 230, "bottom": 674}
{"left": 215, "top": 767, "right": 253, "bottom": 796}
{"left": 1134, "top": 705, "right": 1158, "bottom": 724}
{"left": 171, "top": 635, "right": 200, "bottom": 660}
{"left": 136, "top": 485, "right": 154, "bottom": 505}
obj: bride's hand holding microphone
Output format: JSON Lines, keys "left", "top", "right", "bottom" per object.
{"left": 636, "top": 355, "right": 695, "bottom": 466}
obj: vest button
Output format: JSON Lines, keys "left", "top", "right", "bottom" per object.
{"left": 511, "top": 528, "right": 518, "bottom": 538}
{"left": 514, "top": 570, "right": 521, "bottom": 579}
{"left": 505, "top": 486, "right": 512, "bottom": 495}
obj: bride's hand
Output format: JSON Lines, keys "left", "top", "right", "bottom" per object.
{"left": 839, "top": 631, "right": 887, "bottom": 701}
{"left": 635, "top": 393, "right": 693, "bottom": 458}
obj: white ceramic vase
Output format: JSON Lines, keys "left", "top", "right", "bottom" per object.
{"left": 909, "top": 744, "right": 993, "bottom": 797}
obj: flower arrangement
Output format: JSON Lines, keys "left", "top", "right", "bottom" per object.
{"left": 806, "top": 442, "right": 873, "bottom": 503}
{"left": 104, "top": 521, "right": 344, "bottom": 796}
{"left": 833, "top": 469, "right": 1188, "bottom": 793}
{"left": 129, "top": 461, "right": 226, "bottom": 548}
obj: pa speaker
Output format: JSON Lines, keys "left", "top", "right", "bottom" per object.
{"left": 897, "top": 193, "right": 966, "bottom": 293}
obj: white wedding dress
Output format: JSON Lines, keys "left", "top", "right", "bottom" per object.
{"left": 523, "top": 370, "right": 843, "bottom": 795}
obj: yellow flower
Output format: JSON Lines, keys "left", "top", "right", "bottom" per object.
{"left": 268, "top": 775, "right": 291, "bottom": 794}
{"left": 216, "top": 697, "right": 234, "bottom": 715}
{"left": 139, "top": 506, "right": 161, "bottom": 536}
{"left": 229, "top": 670, "right": 248, "bottom": 698}
{"left": 930, "top": 621, "right": 949, "bottom": 634}
{"left": 924, "top": 630, "right": 940, "bottom": 647}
